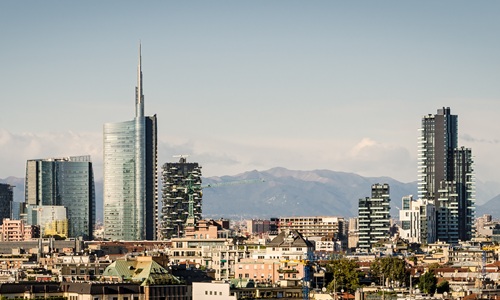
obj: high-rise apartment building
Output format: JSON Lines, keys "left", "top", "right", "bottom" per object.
{"left": 357, "top": 183, "right": 390, "bottom": 251}
{"left": 24, "top": 156, "right": 95, "bottom": 240}
{"left": 103, "top": 45, "right": 158, "bottom": 241}
{"left": 417, "top": 107, "right": 475, "bottom": 243}
{"left": 160, "top": 157, "right": 202, "bottom": 239}
{"left": 0, "top": 184, "right": 13, "bottom": 224}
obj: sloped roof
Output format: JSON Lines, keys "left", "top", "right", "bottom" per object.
{"left": 267, "top": 230, "right": 313, "bottom": 248}
{"left": 103, "top": 257, "right": 181, "bottom": 286}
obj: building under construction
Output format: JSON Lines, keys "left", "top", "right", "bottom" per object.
{"left": 160, "top": 157, "right": 202, "bottom": 239}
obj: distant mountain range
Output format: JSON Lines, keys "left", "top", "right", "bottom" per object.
{"left": 2, "top": 167, "right": 499, "bottom": 221}
{"left": 202, "top": 167, "right": 416, "bottom": 219}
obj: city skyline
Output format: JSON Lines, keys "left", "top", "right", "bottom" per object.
{"left": 1, "top": 1, "right": 500, "bottom": 194}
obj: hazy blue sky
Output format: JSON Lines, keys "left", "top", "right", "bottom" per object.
{"left": 1, "top": 1, "right": 500, "bottom": 197}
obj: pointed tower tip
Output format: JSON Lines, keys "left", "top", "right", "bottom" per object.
{"left": 138, "top": 41, "right": 142, "bottom": 64}
{"left": 136, "top": 42, "right": 144, "bottom": 118}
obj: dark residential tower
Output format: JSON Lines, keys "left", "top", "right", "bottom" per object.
{"left": 417, "top": 107, "right": 475, "bottom": 243}
{"left": 0, "top": 184, "right": 13, "bottom": 223}
{"left": 160, "top": 157, "right": 202, "bottom": 239}
{"left": 357, "top": 183, "right": 391, "bottom": 250}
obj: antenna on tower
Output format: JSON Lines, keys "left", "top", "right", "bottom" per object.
{"left": 173, "top": 154, "right": 190, "bottom": 163}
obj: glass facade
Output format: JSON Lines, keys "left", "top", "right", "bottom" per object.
{"left": 103, "top": 120, "right": 138, "bottom": 240}
{"left": 0, "top": 184, "right": 13, "bottom": 224}
{"left": 103, "top": 46, "right": 158, "bottom": 241}
{"left": 24, "top": 156, "right": 95, "bottom": 240}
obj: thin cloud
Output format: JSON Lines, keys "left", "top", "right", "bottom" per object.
{"left": 0, "top": 129, "right": 102, "bottom": 178}
{"left": 461, "top": 133, "right": 500, "bottom": 144}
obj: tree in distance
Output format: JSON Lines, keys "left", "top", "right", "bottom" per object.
{"left": 370, "top": 256, "right": 409, "bottom": 287}
{"left": 326, "top": 258, "right": 361, "bottom": 293}
{"left": 436, "top": 280, "right": 450, "bottom": 294}
{"left": 419, "top": 271, "right": 437, "bottom": 294}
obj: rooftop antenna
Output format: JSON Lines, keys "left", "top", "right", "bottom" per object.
{"left": 173, "top": 154, "right": 190, "bottom": 163}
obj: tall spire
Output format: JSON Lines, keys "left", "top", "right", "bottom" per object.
{"left": 135, "top": 42, "right": 144, "bottom": 118}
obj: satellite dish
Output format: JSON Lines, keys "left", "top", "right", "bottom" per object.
{"left": 322, "top": 287, "right": 327, "bottom": 292}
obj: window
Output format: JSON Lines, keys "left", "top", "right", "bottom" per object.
{"left": 402, "top": 221, "right": 411, "bottom": 230}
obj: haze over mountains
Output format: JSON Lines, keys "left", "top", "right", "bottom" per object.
{"left": 2, "top": 167, "right": 499, "bottom": 221}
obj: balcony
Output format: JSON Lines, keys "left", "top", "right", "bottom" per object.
{"left": 277, "top": 268, "right": 299, "bottom": 274}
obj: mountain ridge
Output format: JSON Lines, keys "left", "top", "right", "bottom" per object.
{"left": 2, "top": 167, "right": 499, "bottom": 221}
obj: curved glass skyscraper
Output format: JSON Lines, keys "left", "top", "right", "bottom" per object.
{"left": 103, "top": 45, "right": 158, "bottom": 241}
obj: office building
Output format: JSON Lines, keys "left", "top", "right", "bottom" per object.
{"left": 24, "top": 156, "right": 95, "bottom": 240}
{"left": 103, "top": 45, "right": 158, "bottom": 241}
{"left": 160, "top": 156, "right": 202, "bottom": 239}
{"left": 399, "top": 195, "right": 436, "bottom": 244}
{"left": 417, "top": 107, "right": 475, "bottom": 243}
{"left": 0, "top": 184, "right": 13, "bottom": 223}
{"left": 357, "top": 183, "right": 391, "bottom": 251}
